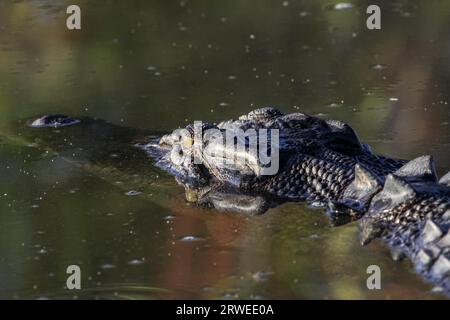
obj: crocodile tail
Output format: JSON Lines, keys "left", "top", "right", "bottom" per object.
{"left": 411, "top": 213, "right": 450, "bottom": 293}
{"left": 359, "top": 155, "right": 450, "bottom": 293}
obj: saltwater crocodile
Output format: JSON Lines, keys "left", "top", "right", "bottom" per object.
{"left": 21, "top": 109, "right": 450, "bottom": 295}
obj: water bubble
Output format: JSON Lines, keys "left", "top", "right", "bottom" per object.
{"left": 328, "top": 102, "right": 343, "bottom": 108}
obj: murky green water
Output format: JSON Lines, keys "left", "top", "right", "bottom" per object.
{"left": 0, "top": 0, "right": 449, "bottom": 299}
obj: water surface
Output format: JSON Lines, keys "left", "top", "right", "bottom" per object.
{"left": 0, "top": 0, "right": 449, "bottom": 299}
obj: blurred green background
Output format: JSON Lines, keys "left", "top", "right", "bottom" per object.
{"left": 0, "top": 0, "right": 449, "bottom": 299}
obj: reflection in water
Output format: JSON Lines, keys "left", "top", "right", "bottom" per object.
{"left": 0, "top": 0, "right": 449, "bottom": 299}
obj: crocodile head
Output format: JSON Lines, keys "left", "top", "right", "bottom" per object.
{"left": 143, "top": 107, "right": 374, "bottom": 213}
{"left": 145, "top": 107, "right": 369, "bottom": 186}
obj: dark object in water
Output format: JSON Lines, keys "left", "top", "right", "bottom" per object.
{"left": 29, "top": 114, "right": 80, "bottom": 128}
{"left": 28, "top": 108, "right": 450, "bottom": 295}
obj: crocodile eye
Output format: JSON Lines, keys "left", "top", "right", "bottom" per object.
{"left": 170, "top": 144, "right": 185, "bottom": 165}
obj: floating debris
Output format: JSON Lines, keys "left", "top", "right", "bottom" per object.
{"left": 125, "top": 190, "right": 142, "bottom": 196}
{"left": 100, "top": 263, "right": 116, "bottom": 270}
{"left": 333, "top": 3, "right": 353, "bottom": 10}
{"left": 372, "top": 64, "right": 387, "bottom": 70}
{"left": 252, "top": 271, "right": 273, "bottom": 282}
{"left": 178, "top": 235, "right": 205, "bottom": 242}
{"left": 328, "top": 103, "right": 343, "bottom": 108}
{"left": 128, "top": 259, "right": 145, "bottom": 266}
{"left": 431, "top": 286, "right": 443, "bottom": 293}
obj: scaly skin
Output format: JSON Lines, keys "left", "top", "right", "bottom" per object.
{"left": 361, "top": 174, "right": 450, "bottom": 293}
{"left": 28, "top": 109, "right": 450, "bottom": 295}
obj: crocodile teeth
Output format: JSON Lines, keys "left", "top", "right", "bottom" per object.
{"left": 394, "top": 155, "right": 438, "bottom": 182}
{"left": 439, "top": 171, "right": 450, "bottom": 186}
{"left": 368, "top": 174, "right": 416, "bottom": 214}
{"left": 340, "top": 164, "right": 380, "bottom": 211}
